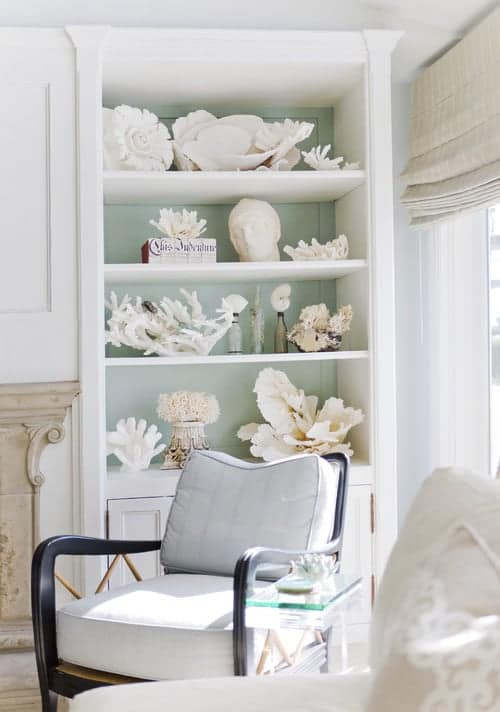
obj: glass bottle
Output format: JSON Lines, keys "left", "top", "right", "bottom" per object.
{"left": 274, "top": 312, "right": 288, "bottom": 353}
{"left": 228, "top": 313, "right": 242, "bottom": 354}
{"left": 250, "top": 286, "right": 264, "bottom": 354}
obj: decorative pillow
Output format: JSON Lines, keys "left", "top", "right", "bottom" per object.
{"left": 160, "top": 450, "right": 337, "bottom": 576}
{"left": 366, "top": 522, "right": 500, "bottom": 711}
{"left": 370, "top": 467, "right": 500, "bottom": 664}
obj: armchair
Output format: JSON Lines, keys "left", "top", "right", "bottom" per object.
{"left": 32, "top": 450, "right": 349, "bottom": 712}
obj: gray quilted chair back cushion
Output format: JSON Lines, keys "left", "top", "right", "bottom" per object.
{"left": 160, "top": 450, "right": 338, "bottom": 576}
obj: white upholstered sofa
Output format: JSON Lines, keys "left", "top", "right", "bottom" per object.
{"left": 69, "top": 466, "right": 500, "bottom": 712}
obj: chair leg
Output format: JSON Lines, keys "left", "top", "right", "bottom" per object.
{"left": 41, "top": 688, "right": 58, "bottom": 712}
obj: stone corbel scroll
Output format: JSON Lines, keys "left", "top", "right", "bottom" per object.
{"left": 0, "top": 381, "right": 79, "bottom": 624}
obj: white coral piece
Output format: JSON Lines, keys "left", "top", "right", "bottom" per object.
{"left": 157, "top": 391, "right": 220, "bottom": 424}
{"left": 284, "top": 235, "right": 349, "bottom": 261}
{"left": 104, "top": 289, "right": 237, "bottom": 356}
{"left": 237, "top": 368, "right": 363, "bottom": 460}
{"left": 301, "top": 145, "right": 343, "bottom": 171}
{"left": 344, "top": 161, "right": 360, "bottom": 170}
{"left": 103, "top": 105, "right": 173, "bottom": 171}
{"left": 225, "top": 294, "right": 248, "bottom": 315}
{"left": 149, "top": 208, "right": 207, "bottom": 239}
{"left": 106, "top": 417, "right": 165, "bottom": 471}
{"left": 270, "top": 284, "right": 291, "bottom": 312}
{"left": 171, "top": 110, "right": 313, "bottom": 172}
{"left": 288, "top": 304, "right": 353, "bottom": 353}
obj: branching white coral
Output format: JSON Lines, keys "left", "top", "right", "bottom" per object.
{"left": 270, "top": 284, "right": 291, "bottom": 312}
{"left": 237, "top": 368, "right": 364, "bottom": 460}
{"left": 103, "top": 105, "right": 173, "bottom": 171}
{"left": 149, "top": 208, "right": 207, "bottom": 239}
{"left": 284, "top": 235, "right": 349, "bottom": 261}
{"left": 105, "top": 289, "right": 238, "bottom": 356}
{"left": 302, "top": 145, "right": 344, "bottom": 170}
{"left": 106, "top": 418, "right": 165, "bottom": 471}
{"left": 171, "top": 110, "right": 314, "bottom": 171}
{"left": 287, "top": 304, "right": 353, "bottom": 353}
{"left": 157, "top": 391, "right": 220, "bottom": 424}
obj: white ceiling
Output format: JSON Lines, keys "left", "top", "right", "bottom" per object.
{"left": 0, "top": 0, "right": 497, "bottom": 81}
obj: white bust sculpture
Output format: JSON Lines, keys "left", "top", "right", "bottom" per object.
{"left": 228, "top": 198, "right": 281, "bottom": 262}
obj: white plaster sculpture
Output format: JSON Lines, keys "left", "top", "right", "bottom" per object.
{"left": 171, "top": 110, "right": 314, "bottom": 171}
{"left": 287, "top": 303, "right": 353, "bottom": 352}
{"left": 105, "top": 289, "right": 239, "bottom": 356}
{"left": 270, "top": 284, "right": 291, "bottom": 312}
{"left": 301, "top": 145, "right": 360, "bottom": 171}
{"left": 103, "top": 105, "right": 173, "bottom": 171}
{"left": 106, "top": 417, "right": 165, "bottom": 471}
{"left": 229, "top": 199, "right": 281, "bottom": 262}
{"left": 237, "top": 368, "right": 364, "bottom": 460}
{"left": 302, "top": 145, "right": 343, "bottom": 170}
{"left": 284, "top": 234, "right": 349, "bottom": 261}
{"left": 150, "top": 208, "right": 207, "bottom": 238}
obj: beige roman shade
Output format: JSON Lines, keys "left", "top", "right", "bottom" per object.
{"left": 401, "top": 7, "right": 500, "bottom": 228}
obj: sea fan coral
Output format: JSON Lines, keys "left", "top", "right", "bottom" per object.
{"left": 237, "top": 368, "right": 364, "bottom": 460}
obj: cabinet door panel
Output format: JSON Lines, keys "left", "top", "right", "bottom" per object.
{"left": 341, "top": 485, "right": 372, "bottom": 625}
{"left": 107, "top": 496, "right": 173, "bottom": 587}
{"left": 0, "top": 33, "right": 77, "bottom": 382}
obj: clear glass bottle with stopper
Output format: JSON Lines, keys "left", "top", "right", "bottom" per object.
{"left": 228, "top": 313, "right": 243, "bottom": 354}
{"left": 225, "top": 294, "right": 248, "bottom": 355}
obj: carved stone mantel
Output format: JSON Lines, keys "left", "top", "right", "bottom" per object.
{"left": 0, "top": 381, "right": 79, "bottom": 711}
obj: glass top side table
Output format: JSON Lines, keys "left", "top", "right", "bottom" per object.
{"left": 246, "top": 572, "right": 362, "bottom": 630}
{"left": 245, "top": 573, "right": 363, "bottom": 674}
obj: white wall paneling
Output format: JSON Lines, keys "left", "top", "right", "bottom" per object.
{"left": 0, "top": 30, "right": 77, "bottom": 384}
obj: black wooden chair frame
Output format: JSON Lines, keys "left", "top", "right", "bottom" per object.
{"left": 31, "top": 453, "right": 349, "bottom": 712}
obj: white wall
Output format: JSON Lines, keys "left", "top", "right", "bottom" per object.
{"left": 391, "top": 82, "right": 428, "bottom": 522}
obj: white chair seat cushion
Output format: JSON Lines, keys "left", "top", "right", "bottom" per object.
{"left": 58, "top": 573, "right": 268, "bottom": 680}
{"left": 69, "top": 672, "right": 372, "bottom": 712}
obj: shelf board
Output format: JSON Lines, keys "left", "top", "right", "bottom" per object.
{"left": 104, "top": 260, "right": 367, "bottom": 285}
{"left": 103, "top": 170, "right": 365, "bottom": 205}
{"left": 105, "top": 351, "right": 369, "bottom": 367}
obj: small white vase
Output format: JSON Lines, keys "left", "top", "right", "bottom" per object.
{"left": 161, "top": 421, "right": 209, "bottom": 469}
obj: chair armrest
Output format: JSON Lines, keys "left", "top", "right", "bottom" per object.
{"left": 232, "top": 537, "right": 341, "bottom": 675}
{"left": 31, "top": 535, "right": 161, "bottom": 691}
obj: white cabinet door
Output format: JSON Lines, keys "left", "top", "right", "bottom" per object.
{"left": 340, "top": 485, "right": 373, "bottom": 628}
{"left": 107, "top": 496, "right": 173, "bottom": 587}
{"left": 0, "top": 30, "right": 77, "bottom": 383}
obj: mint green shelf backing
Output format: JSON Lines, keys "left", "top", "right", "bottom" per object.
{"left": 106, "top": 360, "right": 338, "bottom": 465}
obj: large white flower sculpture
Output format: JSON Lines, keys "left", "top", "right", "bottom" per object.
{"left": 171, "top": 110, "right": 314, "bottom": 171}
{"left": 237, "top": 368, "right": 364, "bottom": 461}
{"left": 103, "top": 105, "right": 173, "bottom": 171}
